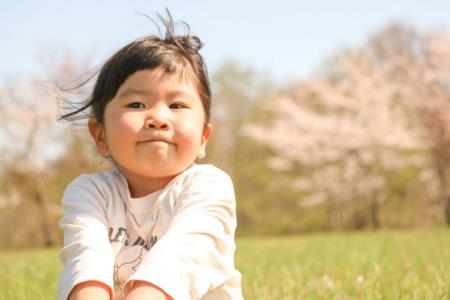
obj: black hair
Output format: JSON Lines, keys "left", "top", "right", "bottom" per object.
{"left": 58, "top": 9, "right": 211, "bottom": 125}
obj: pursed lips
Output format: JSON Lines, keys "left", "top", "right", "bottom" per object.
{"left": 138, "top": 137, "right": 173, "bottom": 144}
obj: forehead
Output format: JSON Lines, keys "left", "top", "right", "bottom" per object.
{"left": 117, "top": 67, "right": 199, "bottom": 94}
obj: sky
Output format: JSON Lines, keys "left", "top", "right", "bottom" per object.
{"left": 2, "top": 0, "right": 450, "bottom": 84}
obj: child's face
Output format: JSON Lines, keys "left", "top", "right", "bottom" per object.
{"left": 90, "top": 68, "right": 211, "bottom": 190}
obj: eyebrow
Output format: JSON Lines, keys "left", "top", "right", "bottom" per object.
{"left": 166, "top": 90, "right": 194, "bottom": 100}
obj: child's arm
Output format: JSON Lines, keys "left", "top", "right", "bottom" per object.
{"left": 58, "top": 175, "right": 115, "bottom": 300}
{"left": 124, "top": 166, "right": 241, "bottom": 300}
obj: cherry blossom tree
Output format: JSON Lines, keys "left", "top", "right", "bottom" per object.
{"left": 0, "top": 50, "right": 94, "bottom": 247}
{"left": 246, "top": 23, "right": 450, "bottom": 228}
{"left": 369, "top": 24, "right": 450, "bottom": 224}
{"left": 0, "top": 78, "right": 63, "bottom": 246}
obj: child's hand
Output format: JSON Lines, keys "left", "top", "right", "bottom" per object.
{"left": 68, "top": 280, "right": 111, "bottom": 300}
{"left": 124, "top": 280, "right": 172, "bottom": 300}
{"left": 113, "top": 294, "right": 124, "bottom": 300}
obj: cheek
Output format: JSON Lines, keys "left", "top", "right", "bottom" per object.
{"left": 118, "top": 116, "right": 139, "bottom": 132}
{"left": 106, "top": 113, "right": 142, "bottom": 142}
{"left": 175, "top": 123, "right": 204, "bottom": 151}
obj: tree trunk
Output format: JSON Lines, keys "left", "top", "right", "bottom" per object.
{"left": 445, "top": 195, "right": 450, "bottom": 225}
{"left": 437, "top": 168, "right": 450, "bottom": 226}
{"left": 34, "top": 190, "right": 54, "bottom": 247}
{"left": 370, "top": 192, "right": 381, "bottom": 229}
{"left": 326, "top": 199, "right": 333, "bottom": 231}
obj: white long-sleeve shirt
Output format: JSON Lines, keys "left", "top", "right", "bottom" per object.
{"left": 58, "top": 164, "right": 243, "bottom": 300}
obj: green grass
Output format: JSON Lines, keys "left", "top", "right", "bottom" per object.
{"left": 1, "top": 228, "right": 449, "bottom": 299}
{"left": 0, "top": 247, "right": 60, "bottom": 299}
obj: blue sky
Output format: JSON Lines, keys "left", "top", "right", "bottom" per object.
{"left": 2, "top": 1, "right": 450, "bottom": 84}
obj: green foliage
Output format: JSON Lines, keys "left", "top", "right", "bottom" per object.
{"left": 1, "top": 229, "right": 449, "bottom": 299}
{"left": 0, "top": 133, "right": 105, "bottom": 249}
{"left": 205, "top": 59, "right": 295, "bottom": 235}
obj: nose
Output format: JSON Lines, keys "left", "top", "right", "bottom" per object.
{"left": 145, "top": 117, "right": 169, "bottom": 130}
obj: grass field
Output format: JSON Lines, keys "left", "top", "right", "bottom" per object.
{"left": 1, "top": 228, "right": 449, "bottom": 299}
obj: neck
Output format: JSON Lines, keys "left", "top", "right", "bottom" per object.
{"left": 119, "top": 168, "right": 176, "bottom": 198}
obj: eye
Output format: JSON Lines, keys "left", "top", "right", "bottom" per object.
{"left": 127, "top": 102, "right": 145, "bottom": 109}
{"left": 169, "top": 102, "right": 186, "bottom": 109}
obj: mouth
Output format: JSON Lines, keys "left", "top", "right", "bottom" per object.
{"left": 138, "top": 138, "right": 173, "bottom": 145}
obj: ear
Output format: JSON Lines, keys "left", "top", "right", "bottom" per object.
{"left": 201, "top": 123, "right": 212, "bottom": 145}
{"left": 88, "top": 117, "right": 109, "bottom": 155}
{"left": 198, "top": 123, "right": 212, "bottom": 159}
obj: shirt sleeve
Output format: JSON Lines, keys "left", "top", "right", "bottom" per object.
{"left": 126, "top": 167, "right": 240, "bottom": 300}
{"left": 58, "top": 175, "right": 115, "bottom": 300}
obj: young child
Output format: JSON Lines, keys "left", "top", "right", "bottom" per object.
{"left": 57, "top": 12, "right": 243, "bottom": 300}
